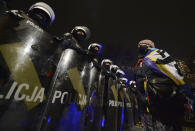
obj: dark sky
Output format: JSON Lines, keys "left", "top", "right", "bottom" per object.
{"left": 4, "top": 0, "right": 195, "bottom": 66}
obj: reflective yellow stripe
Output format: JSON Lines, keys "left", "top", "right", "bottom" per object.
{"left": 0, "top": 43, "right": 46, "bottom": 110}
{"left": 111, "top": 84, "right": 118, "bottom": 101}
{"left": 67, "top": 67, "right": 86, "bottom": 109}
{"left": 125, "top": 93, "right": 131, "bottom": 103}
{"left": 119, "top": 90, "right": 124, "bottom": 103}
{"left": 134, "top": 98, "right": 138, "bottom": 105}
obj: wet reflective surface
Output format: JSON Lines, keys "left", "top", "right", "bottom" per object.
{"left": 0, "top": 12, "right": 61, "bottom": 131}
{"left": 40, "top": 49, "right": 102, "bottom": 131}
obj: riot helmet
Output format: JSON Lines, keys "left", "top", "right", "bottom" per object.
{"left": 119, "top": 77, "right": 128, "bottom": 87}
{"left": 88, "top": 43, "right": 102, "bottom": 54}
{"left": 110, "top": 65, "right": 119, "bottom": 74}
{"left": 71, "top": 26, "right": 91, "bottom": 42}
{"left": 101, "top": 59, "right": 113, "bottom": 72}
{"left": 116, "top": 69, "right": 125, "bottom": 78}
{"left": 28, "top": 2, "right": 55, "bottom": 28}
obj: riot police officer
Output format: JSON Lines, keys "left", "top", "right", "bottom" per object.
{"left": 0, "top": 2, "right": 56, "bottom": 131}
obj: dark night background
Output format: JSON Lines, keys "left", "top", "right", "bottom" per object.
{"left": 1, "top": 0, "right": 195, "bottom": 79}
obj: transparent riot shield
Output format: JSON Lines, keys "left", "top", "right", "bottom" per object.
{"left": 116, "top": 81, "right": 125, "bottom": 131}
{"left": 122, "top": 85, "right": 134, "bottom": 130}
{"left": 102, "top": 74, "right": 118, "bottom": 131}
{"left": 132, "top": 93, "right": 140, "bottom": 126}
{"left": 39, "top": 44, "right": 102, "bottom": 131}
{"left": 81, "top": 43, "right": 103, "bottom": 131}
{"left": 88, "top": 59, "right": 112, "bottom": 131}
{"left": 0, "top": 11, "right": 61, "bottom": 131}
{"left": 128, "top": 81, "right": 140, "bottom": 127}
{"left": 89, "top": 68, "right": 106, "bottom": 131}
{"left": 82, "top": 60, "right": 101, "bottom": 131}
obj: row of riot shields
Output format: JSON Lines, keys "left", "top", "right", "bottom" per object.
{"left": 0, "top": 8, "right": 139, "bottom": 131}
